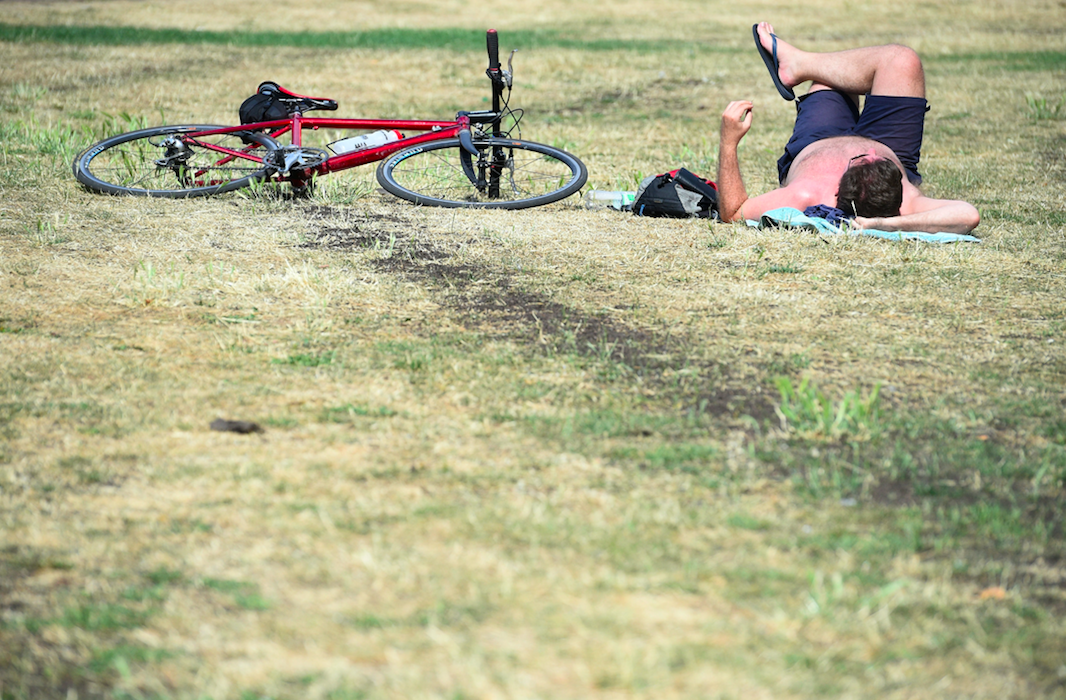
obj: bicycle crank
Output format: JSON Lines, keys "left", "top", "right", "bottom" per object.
{"left": 263, "top": 146, "right": 329, "bottom": 176}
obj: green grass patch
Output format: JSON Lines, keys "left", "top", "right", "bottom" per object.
{"left": 526, "top": 408, "right": 694, "bottom": 441}
{"left": 726, "top": 512, "right": 771, "bottom": 531}
{"left": 373, "top": 339, "right": 443, "bottom": 372}
{"left": 273, "top": 351, "right": 336, "bottom": 367}
{"left": 200, "top": 578, "right": 270, "bottom": 610}
{"left": 765, "top": 263, "right": 804, "bottom": 275}
{"left": 320, "top": 403, "right": 398, "bottom": 423}
{"left": 760, "top": 390, "right": 1066, "bottom": 571}
{"left": 89, "top": 644, "right": 173, "bottom": 674}
{"left": 0, "top": 23, "right": 724, "bottom": 53}
{"left": 721, "top": 566, "right": 799, "bottom": 600}
{"left": 792, "top": 512, "right": 925, "bottom": 562}
{"left": 609, "top": 442, "right": 719, "bottom": 478}
{"left": 61, "top": 603, "right": 150, "bottom": 631}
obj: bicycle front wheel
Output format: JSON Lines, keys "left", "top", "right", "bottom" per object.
{"left": 376, "top": 137, "right": 587, "bottom": 209}
{"left": 73, "top": 125, "right": 278, "bottom": 197}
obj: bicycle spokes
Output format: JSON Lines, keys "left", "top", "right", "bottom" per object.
{"left": 148, "top": 133, "right": 268, "bottom": 188}
{"left": 378, "top": 137, "right": 586, "bottom": 208}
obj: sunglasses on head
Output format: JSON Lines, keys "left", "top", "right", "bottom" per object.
{"left": 847, "top": 153, "right": 903, "bottom": 177}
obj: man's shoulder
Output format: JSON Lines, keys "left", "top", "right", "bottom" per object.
{"left": 742, "top": 182, "right": 823, "bottom": 219}
{"left": 775, "top": 174, "right": 837, "bottom": 209}
{"left": 781, "top": 182, "right": 825, "bottom": 209}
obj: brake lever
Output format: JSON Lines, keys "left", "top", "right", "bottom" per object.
{"left": 504, "top": 49, "right": 517, "bottom": 88}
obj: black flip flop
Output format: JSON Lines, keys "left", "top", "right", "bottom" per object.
{"left": 753, "top": 24, "right": 795, "bottom": 101}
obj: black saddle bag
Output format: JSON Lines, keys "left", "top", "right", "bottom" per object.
{"left": 239, "top": 84, "right": 290, "bottom": 126}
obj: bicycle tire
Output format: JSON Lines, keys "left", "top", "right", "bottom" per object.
{"left": 73, "top": 125, "right": 278, "bottom": 198}
{"left": 376, "top": 137, "right": 587, "bottom": 209}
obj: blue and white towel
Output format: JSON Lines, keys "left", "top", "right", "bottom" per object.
{"left": 748, "top": 207, "right": 981, "bottom": 244}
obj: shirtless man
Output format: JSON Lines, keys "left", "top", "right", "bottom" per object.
{"left": 717, "top": 22, "right": 980, "bottom": 234}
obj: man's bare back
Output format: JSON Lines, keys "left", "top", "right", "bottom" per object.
{"left": 785, "top": 136, "right": 897, "bottom": 189}
{"left": 784, "top": 136, "right": 923, "bottom": 216}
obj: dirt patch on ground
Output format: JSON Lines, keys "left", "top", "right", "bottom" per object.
{"left": 301, "top": 206, "right": 775, "bottom": 422}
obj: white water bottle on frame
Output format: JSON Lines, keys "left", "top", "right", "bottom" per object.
{"left": 583, "top": 190, "right": 636, "bottom": 211}
{"left": 329, "top": 129, "right": 404, "bottom": 154}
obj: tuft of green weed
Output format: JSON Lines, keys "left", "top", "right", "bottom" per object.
{"left": 1025, "top": 94, "right": 1066, "bottom": 120}
{"left": 774, "top": 376, "right": 881, "bottom": 443}
{"left": 765, "top": 263, "right": 803, "bottom": 274}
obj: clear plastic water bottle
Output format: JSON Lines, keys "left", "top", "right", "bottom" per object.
{"left": 329, "top": 129, "right": 404, "bottom": 154}
{"left": 583, "top": 190, "right": 636, "bottom": 211}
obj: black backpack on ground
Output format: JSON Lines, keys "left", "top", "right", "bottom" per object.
{"left": 631, "top": 168, "right": 719, "bottom": 219}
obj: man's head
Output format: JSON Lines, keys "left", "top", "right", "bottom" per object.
{"left": 836, "top": 156, "right": 903, "bottom": 218}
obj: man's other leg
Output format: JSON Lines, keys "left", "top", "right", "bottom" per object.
{"left": 755, "top": 22, "right": 925, "bottom": 99}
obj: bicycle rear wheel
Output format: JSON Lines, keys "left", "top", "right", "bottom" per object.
{"left": 73, "top": 125, "right": 278, "bottom": 197}
{"left": 376, "top": 137, "right": 587, "bottom": 209}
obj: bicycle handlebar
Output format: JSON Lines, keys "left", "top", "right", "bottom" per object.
{"left": 487, "top": 29, "right": 500, "bottom": 72}
{"left": 485, "top": 29, "right": 505, "bottom": 134}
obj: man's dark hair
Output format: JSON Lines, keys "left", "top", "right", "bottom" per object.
{"left": 836, "top": 159, "right": 903, "bottom": 218}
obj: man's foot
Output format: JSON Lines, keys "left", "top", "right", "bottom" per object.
{"left": 753, "top": 22, "right": 799, "bottom": 100}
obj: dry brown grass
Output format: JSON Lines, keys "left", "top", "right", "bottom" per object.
{"left": 2, "top": 1, "right": 1066, "bottom": 699}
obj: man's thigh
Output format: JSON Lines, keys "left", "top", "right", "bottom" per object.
{"left": 854, "top": 95, "right": 929, "bottom": 185}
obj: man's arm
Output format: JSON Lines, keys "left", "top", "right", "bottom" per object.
{"left": 717, "top": 100, "right": 818, "bottom": 222}
{"left": 717, "top": 101, "right": 753, "bottom": 222}
{"left": 855, "top": 193, "right": 980, "bottom": 233}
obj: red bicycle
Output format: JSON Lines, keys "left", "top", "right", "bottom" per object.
{"left": 73, "top": 30, "right": 587, "bottom": 209}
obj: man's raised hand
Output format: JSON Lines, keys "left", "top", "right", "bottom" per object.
{"left": 720, "top": 100, "right": 754, "bottom": 147}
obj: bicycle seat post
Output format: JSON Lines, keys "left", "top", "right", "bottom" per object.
{"left": 291, "top": 112, "right": 303, "bottom": 146}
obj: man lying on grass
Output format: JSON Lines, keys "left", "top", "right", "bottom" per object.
{"left": 717, "top": 22, "right": 980, "bottom": 234}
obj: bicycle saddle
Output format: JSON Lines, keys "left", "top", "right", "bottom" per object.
{"left": 257, "top": 81, "right": 338, "bottom": 113}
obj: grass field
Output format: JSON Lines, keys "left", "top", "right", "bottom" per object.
{"left": 1, "top": 1, "right": 1065, "bottom": 698}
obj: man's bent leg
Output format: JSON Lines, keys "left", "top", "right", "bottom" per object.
{"left": 755, "top": 22, "right": 925, "bottom": 99}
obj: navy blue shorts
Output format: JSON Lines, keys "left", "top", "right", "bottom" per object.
{"left": 776, "top": 90, "right": 929, "bottom": 185}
